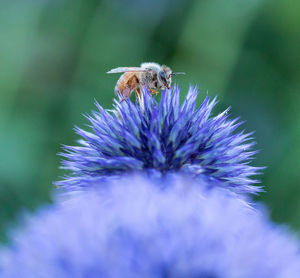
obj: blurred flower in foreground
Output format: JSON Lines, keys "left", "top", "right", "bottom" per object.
{"left": 1, "top": 175, "right": 300, "bottom": 278}
{"left": 58, "top": 86, "right": 262, "bottom": 194}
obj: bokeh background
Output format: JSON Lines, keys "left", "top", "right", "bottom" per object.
{"left": 0, "top": 0, "right": 299, "bottom": 240}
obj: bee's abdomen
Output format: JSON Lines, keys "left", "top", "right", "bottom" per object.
{"left": 115, "top": 73, "right": 139, "bottom": 99}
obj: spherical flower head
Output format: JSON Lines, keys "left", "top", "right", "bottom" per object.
{"left": 58, "top": 86, "right": 263, "bottom": 194}
{"left": 1, "top": 175, "right": 300, "bottom": 277}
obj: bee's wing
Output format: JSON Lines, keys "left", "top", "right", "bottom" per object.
{"left": 106, "top": 67, "right": 147, "bottom": 74}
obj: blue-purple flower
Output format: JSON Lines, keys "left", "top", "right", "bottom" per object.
{"left": 1, "top": 175, "right": 299, "bottom": 278}
{"left": 57, "top": 86, "right": 262, "bottom": 193}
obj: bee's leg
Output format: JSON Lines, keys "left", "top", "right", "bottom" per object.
{"left": 135, "top": 87, "right": 141, "bottom": 103}
{"left": 150, "top": 89, "right": 159, "bottom": 96}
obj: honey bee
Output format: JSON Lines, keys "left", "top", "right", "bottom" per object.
{"left": 107, "top": 62, "right": 185, "bottom": 101}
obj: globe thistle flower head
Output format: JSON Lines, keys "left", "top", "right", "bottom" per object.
{"left": 1, "top": 175, "right": 300, "bottom": 278}
{"left": 58, "top": 86, "right": 263, "bottom": 193}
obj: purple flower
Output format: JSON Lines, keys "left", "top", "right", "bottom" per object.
{"left": 1, "top": 175, "right": 299, "bottom": 278}
{"left": 57, "top": 86, "right": 262, "bottom": 194}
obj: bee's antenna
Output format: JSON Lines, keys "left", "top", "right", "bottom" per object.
{"left": 171, "top": 72, "right": 185, "bottom": 76}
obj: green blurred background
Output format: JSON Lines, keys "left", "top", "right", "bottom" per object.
{"left": 0, "top": 0, "right": 300, "bottom": 240}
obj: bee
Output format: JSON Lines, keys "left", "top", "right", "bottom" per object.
{"left": 107, "top": 62, "right": 185, "bottom": 101}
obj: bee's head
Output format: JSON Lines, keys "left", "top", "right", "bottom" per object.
{"left": 158, "top": 66, "right": 172, "bottom": 89}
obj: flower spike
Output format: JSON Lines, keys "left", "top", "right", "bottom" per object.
{"left": 57, "top": 86, "right": 263, "bottom": 194}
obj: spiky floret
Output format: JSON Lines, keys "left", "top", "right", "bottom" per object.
{"left": 58, "top": 86, "right": 262, "bottom": 193}
{"left": 1, "top": 175, "right": 300, "bottom": 277}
